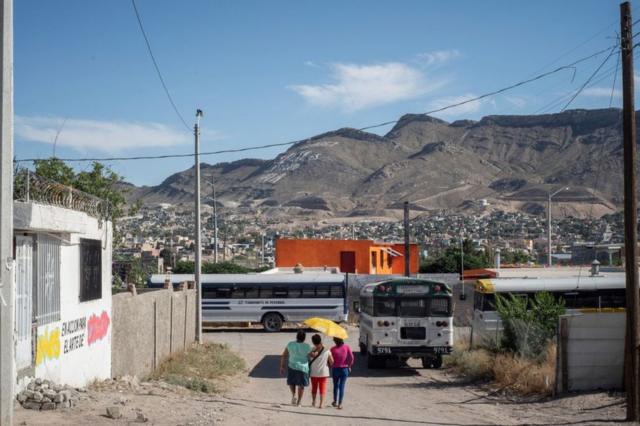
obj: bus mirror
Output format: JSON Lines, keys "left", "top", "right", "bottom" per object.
{"left": 459, "top": 293, "right": 467, "bottom": 301}
{"left": 353, "top": 301, "right": 361, "bottom": 313}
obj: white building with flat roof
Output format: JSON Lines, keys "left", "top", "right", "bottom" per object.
{"left": 12, "top": 183, "right": 113, "bottom": 389}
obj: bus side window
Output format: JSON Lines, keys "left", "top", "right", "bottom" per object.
{"left": 259, "top": 286, "right": 273, "bottom": 298}
{"left": 316, "top": 285, "right": 330, "bottom": 298}
{"left": 202, "top": 286, "right": 216, "bottom": 299}
{"left": 244, "top": 286, "right": 259, "bottom": 298}
{"left": 483, "top": 293, "right": 496, "bottom": 311}
{"left": 600, "top": 289, "right": 625, "bottom": 308}
{"left": 577, "top": 292, "right": 599, "bottom": 309}
{"left": 273, "top": 286, "right": 288, "bottom": 298}
{"left": 288, "top": 286, "right": 302, "bottom": 298}
{"left": 301, "top": 286, "right": 315, "bottom": 298}
{"left": 331, "top": 285, "right": 344, "bottom": 298}
{"left": 231, "top": 286, "right": 245, "bottom": 299}
{"left": 216, "top": 287, "right": 232, "bottom": 298}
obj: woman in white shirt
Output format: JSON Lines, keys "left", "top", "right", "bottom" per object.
{"left": 308, "top": 334, "right": 334, "bottom": 408}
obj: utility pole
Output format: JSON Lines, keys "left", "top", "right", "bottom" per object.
{"left": 211, "top": 176, "right": 218, "bottom": 263}
{"left": 194, "top": 109, "right": 203, "bottom": 345}
{"left": 460, "top": 229, "right": 465, "bottom": 300}
{"left": 403, "top": 201, "right": 410, "bottom": 277}
{"left": 621, "top": 2, "right": 640, "bottom": 421}
{"left": 0, "top": 1, "right": 13, "bottom": 424}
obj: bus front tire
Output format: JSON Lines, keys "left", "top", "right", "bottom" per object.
{"left": 262, "top": 313, "right": 283, "bottom": 332}
{"left": 422, "top": 354, "right": 443, "bottom": 369}
{"left": 359, "top": 343, "right": 367, "bottom": 356}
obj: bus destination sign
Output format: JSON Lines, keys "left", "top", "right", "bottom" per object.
{"left": 396, "top": 285, "right": 430, "bottom": 294}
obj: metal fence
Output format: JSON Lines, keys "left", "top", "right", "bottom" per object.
{"left": 14, "top": 168, "right": 110, "bottom": 219}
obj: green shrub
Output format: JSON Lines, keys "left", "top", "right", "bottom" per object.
{"left": 494, "top": 291, "right": 565, "bottom": 359}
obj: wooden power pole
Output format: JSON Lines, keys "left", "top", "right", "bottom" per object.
{"left": 621, "top": 1, "right": 640, "bottom": 421}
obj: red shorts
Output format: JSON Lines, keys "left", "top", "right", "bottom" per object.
{"left": 311, "top": 376, "right": 328, "bottom": 396}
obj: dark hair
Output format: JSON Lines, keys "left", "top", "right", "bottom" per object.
{"left": 333, "top": 337, "right": 344, "bottom": 346}
{"left": 311, "top": 334, "right": 322, "bottom": 345}
{"left": 296, "top": 330, "right": 306, "bottom": 342}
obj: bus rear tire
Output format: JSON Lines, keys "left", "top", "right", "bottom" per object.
{"left": 262, "top": 313, "right": 283, "bottom": 332}
{"left": 367, "top": 354, "right": 385, "bottom": 369}
{"left": 422, "top": 354, "right": 443, "bottom": 369}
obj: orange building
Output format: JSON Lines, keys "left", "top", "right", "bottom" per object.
{"left": 275, "top": 239, "right": 419, "bottom": 275}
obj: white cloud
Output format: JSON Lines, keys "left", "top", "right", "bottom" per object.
{"left": 415, "top": 49, "right": 460, "bottom": 67}
{"left": 504, "top": 95, "right": 529, "bottom": 109}
{"left": 289, "top": 62, "right": 446, "bottom": 111}
{"left": 581, "top": 87, "right": 621, "bottom": 98}
{"left": 14, "top": 116, "right": 209, "bottom": 152}
{"left": 428, "top": 93, "right": 484, "bottom": 117}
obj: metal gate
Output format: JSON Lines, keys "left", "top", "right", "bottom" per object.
{"left": 15, "top": 235, "right": 34, "bottom": 370}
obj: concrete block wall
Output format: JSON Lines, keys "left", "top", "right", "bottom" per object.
{"left": 111, "top": 289, "right": 196, "bottom": 378}
{"left": 556, "top": 312, "right": 624, "bottom": 393}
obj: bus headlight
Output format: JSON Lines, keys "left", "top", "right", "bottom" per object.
{"left": 436, "top": 321, "right": 449, "bottom": 327}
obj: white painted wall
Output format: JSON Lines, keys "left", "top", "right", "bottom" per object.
{"left": 15, "top": 202, "right": 112, "bottom": 388}
{"left": 557, "top": 312, "right": 624, "bottom": 392}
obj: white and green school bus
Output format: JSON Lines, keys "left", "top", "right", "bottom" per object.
{"left": 358, "top": 278, "right": 454, "bottom": 369}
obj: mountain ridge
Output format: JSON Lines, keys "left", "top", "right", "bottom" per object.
{"left": 126, "top": 108, "right": 629, "bottom": 220}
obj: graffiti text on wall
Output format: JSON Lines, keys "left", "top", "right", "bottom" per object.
{"left": 62, "top": 317, "right": 86, "bottom": 354}
{"left": 36, "top": 327, "right": 60, "bottom": 366}
{"left": 88, "top": 311, "right": 110, "bottom": 345}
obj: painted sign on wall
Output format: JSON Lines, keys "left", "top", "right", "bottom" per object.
{"left": 36, "top": 327, "right": 60, "bottom": 366}
{"left": 88, "top": 311, "right": 110, "bottom": 345}
{"left": 62, "top": 317, "right": 86, "bottom": 354}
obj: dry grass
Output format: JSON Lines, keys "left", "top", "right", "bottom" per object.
{"left": 149, "top": 343, "right": 246, "bottom": 393}
{"left": 446, "top": 344, "right": 556, "bottom": 396}
{"left": 493, "top": 345, "right": 556, "bottom": 395}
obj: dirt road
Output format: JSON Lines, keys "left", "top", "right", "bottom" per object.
{"left": 208, "top": 326, "right": 625, "bottom": 426}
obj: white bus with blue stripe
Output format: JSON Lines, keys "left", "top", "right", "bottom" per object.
{"left": 148, "top": 273, "right": 347, "bottom": 332}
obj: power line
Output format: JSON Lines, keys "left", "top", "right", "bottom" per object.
{"left": 527, "top": 19, "right": 617, "bottom": 78}
{"left": 534, "top": 60, "right": 619, "bottom": 114}
{"left": 359, "top": 44, "right": 617, "bottom": 132}
{"left": 561, "top": 46, "right": 618, "bottom": 111}
{"left": 610, "top": 49, "right": 621, "bottom": 107}
{"left": 131, "top": 0, "right": 191, "bottom": 132}
{"left": 14, "top": 44, "right": 617, "bottom": 164}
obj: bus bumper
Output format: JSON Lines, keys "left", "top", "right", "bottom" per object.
{"left": 371, "top": 345, "right": 452, "bottom": 357}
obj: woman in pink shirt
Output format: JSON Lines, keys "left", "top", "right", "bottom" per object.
{"left": 329, "top": 337, "right": 354, "bottom": 409}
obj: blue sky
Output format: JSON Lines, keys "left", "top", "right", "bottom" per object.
{"left": 14, "top": 0, "right": 633, "bottom": 185}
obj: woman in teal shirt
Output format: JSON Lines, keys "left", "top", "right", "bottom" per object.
{"left": 280, "top": 330, "right": 312, "bottom": 406}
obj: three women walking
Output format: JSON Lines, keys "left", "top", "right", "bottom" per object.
{"left": 280, "top": 329, "right": 354, "bottom": 409}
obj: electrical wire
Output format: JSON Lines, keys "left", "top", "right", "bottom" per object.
{"left": 610, "top": 49, "right": 621, "bottom": 107}
{"left": 561, "top": 46, "right": 618, "bottom": 111}
{"left": 533, "top": 61, "right": 619, "bottom": 114}
{"left": 13, "top": 44, "right": 617, "bottom": 164}
{"left": 131, "top": 0, "right": 191, "bottom": 132}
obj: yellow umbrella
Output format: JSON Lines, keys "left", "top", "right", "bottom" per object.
{"left": 303, "top": 317, "right": 348, "bottom": 340}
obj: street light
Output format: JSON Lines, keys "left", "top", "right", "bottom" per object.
{"left": 547, "top": 186, "right": 569, "bottom": 267}
{"left": 194, "top": 109, "right": 203, "bottom": 345}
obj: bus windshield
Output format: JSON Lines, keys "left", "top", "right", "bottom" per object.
{"left": 372, "top": 296, "right": 451, "bottom": 317}
{"left": 398, "top": 299, "right": 426, "bottom": 317}
{"left": 374, "top": 299, "right": 396, "bottom": 316}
